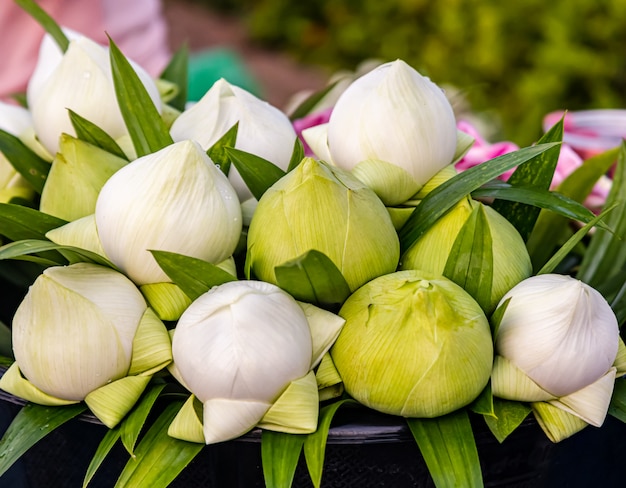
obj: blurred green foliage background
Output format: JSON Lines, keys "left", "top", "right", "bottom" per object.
{"left": 199, "top": 0, "right": 626, "bottom": 146}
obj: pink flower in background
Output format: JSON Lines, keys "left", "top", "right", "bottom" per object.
{"left": 293, "top": 107, "right": 333, "bottom": 156}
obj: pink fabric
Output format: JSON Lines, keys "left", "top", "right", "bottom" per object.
{"left": 0, "top": 0, "right": 171, "bottom": 100}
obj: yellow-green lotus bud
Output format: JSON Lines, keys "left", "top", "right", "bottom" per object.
{"left": 169, "top": 280, "right": 344, "bottom": 443}
{"left": 492, "top": 274, "right": 620, "bottom": 431}
{"left": 304, "top": 60, "right": 457, "bottom": 206}
{"left": 247, "top": 157, "right": 399, "bottom": 293}
{"left": 95, "top": 140, "right": 242, "bottom": 285}
{"left": 400, "top": 196, "right": 532, "bottom": 314}
{"left": 330, "top": 270, "right": 493, "bottom": 418}
{"left": 170, "top": 78, "right": 297, "bottom": 203}
{"left": 0, "top": 263, "right": 172, "bottom": 427}
{"left": 27, "top": 33, "right": 161, "bottom": 156}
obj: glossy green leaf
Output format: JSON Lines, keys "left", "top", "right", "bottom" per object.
{"left": 207, "top": 122, "right": 238, "bottom": 177}
{"left": 526, "top": 147, "right": 619, "bottom": 271}
{"left": 0, "top": 129, "right": 50, "bottom": 193}
{"left": 608, "top": 377, "right": 626, "bottom": 422}
{"left": 261, "top": 430, "right": 306, "bottom": 488}
{"left": 0, "top": 402, "right": 87, "bottom": 477}
{"left": 577, "top": 142, "right": 626, "bottom": 290}
{"left": 490, "top": 119, "right": 563, "bottom": 241}
{"left": 398, "top": 143, "right": 559, "bottom": 255}
{"left": 115, "top": 401, "right": 203, "bottom": 488}
{"left": 443, "top": 203, "right": 493, "bottom": 312}
{"left": 607, "top": 272, "right": 626, "bottom": 327}
{"left": 303, "top": 399, "right": 357, "bottom": 488}
{"left": 0, "top": 204, "right": 67, "bottom": 241}
{"left": 151, "top": 250, "right": 237, "bottom": 301}
{"left": 121, "top": 384, "right": 167, "bottom": 455}
{"left": 288, "top": 137, "right": 305, "bottom": 172}
{"left": 274, "top": 249, "right": 351, "bottom": 311}
{"left": 108, "top": 36, "right": 173, "bottom": 158}
{"left": 225, "top": 147, "right": 286, "bottom": 201}
{"left": 407, "top": 409, "right": 483, "bottom": 488}
{"left": 15, "top": 0, "right": 69, "bottom": 52}
{"left": 289, "top": 80, "right": 339, "bottom": 120}
{"left": 0, "top": 239, "right": 115, "bottom": 269}
{"left": 483, "top": 399, "right": 532, "bottom": 443}
{"left": 159, "top": 44, "right": 189, "bottom": 112}
{"left": 83, "top": 426, "right": 122, "bottom": 488}
{"left": 68, "top": 110, "right": 128, "bottom": 160}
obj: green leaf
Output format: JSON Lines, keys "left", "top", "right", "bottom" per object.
{"left": 609, "top": 377, "right": 626, "bottom": 422}
{"left": 398, "top": 143, "right": 560, "bottom": 256}
{"left": 0, "top": 204, "right": 67, "bottom": 241}
{"left": 483, "top": 399, "right": 532, "bottom": 443}
{"left": 489, "top": 298, "right": 510, "bottom": 338}
{"left": 0, "top": 402, "right": 87, "bottom": 477}
{"left": 407, "top": 409, "right": 483, "bottom": 488}
{"left": 274, "top": 249, "right": 351, "bottom": 311}
{"left": 443, "top": 203, "right": 493, "bottom": 312}
{"left": 0, "top": 129, "right": 50, "bottom": 193}
{"left": 0, "top": 239, "right": 115, "bottom": 268}
{"left": 15, "top": 0, "right": 69, "bottom": 52}
{"left": 83, "top": 426, "right": 122, "bottom": 488}
{"left": 303, "top": 399, "right": 356, "bottom": 488}
{"left": 207, "top": 122, "right": 238, "bottom": 177}
{"left": 121, "top": 384, "right": 167, "bottom": 455}
{"left": 68, "top": 110, "right": 128, "bottom": 160}
{"left": 490, "top": 119, "right": 563, "bottom": 241}
{"left": 537, "top": 205, "right": 618, "bottom": 275}
{"left": 151, "top": 250, "right": 237, "bottom": 301}
{"left": 108, "top": 36, "right": 173, "bottom": 158}
{"left": 526, "top": 147, "right": 619, "bottom": 271}
{"left": 577, "top": 142, "right": 626, "bottom": 290}
{"left": 261, "top": 430, "right": 306, "bottom": 488}
{"left": 470, "top": 384, "right": 495, "bottom": 418}
{"left": 159, "top": 44, "right": 189, "bottom": 112}
{"left": 289, "top": 80, "right": 339, "bottom": 121}
{"left": 115, "top": 401, "right": 203, "bottom": 488}
{"left": 225, "top": 147, "right": 286, "bottom": 201}
{"left": 288, "top": 137, "right": 305, "bottom": 172}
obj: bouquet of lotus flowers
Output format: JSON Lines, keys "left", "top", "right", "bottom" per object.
{"left": 0, "top": 1, "right": 625, "bottom": 487}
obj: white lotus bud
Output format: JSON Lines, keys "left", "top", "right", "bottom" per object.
{"left": 95, "top": 140, "right": 242, "bottom": 285}
{"left": 170, "top": 78, "right": 297, "bottom": 202}
{"left": 26, "top": 33, "right": 161, "bottom": 156}
{"left": 308, "top": 60, "right": 457, "bottom": 205}
{"left": 170, "top": 280, "right": 344, "bottom": 443}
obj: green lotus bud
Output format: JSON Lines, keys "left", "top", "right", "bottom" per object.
{"left": 168, "top": 280, "right": 344, "bottom": 443}
{"left": 492, "top": 274, "right": 623, "bottom": 439}
{"left": 247, "top": 157, "right": 400, "bottom": 294}
{"left": 330, "top": 270, "right": 493, "bottom": 418}
{"left": 0, "top": 263, "right": 172, "bottom": 428}
{"left": 400, "top": 196, "right": 532, "bottom": 313}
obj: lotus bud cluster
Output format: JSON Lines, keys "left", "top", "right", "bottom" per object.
{"left": 0, "top": 263, "right": 172, "bottom": 428}
{"left": 168, "top": 280, "right": 344, "bottom": 443}
{"left": 246, "top": 157, "right": 400, "bottom": 294}
{"left": 492, "top": 274, "right": 625, "bottom": 441}
{"left": 303, "top": 59, "right": 458, "bottom": 206}
{"left": 170, "top": 78, "right": 297, "bottom": 203}
{"left": 331, "top": 270, "right": 493, "bottom": 418}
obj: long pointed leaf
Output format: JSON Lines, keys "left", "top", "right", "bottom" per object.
{"left": 288, "top": 138, "right": 305, "bottom": 172}
{"left": 407, "top": 409, "right": 483, "bottom": 488}
{"left": 83, "top": 426, "right": 122, "bottom": 488}
{"left": 0, "top": 130, "right": 50, "bottom": 193}
{"left": 225, "top": 147, "right": 286, "bottom": 201}
{"left": 207, "top": 123, "right": 238, "bottom": 177}
{"left": 108, "top": 37, "right": 173, "bottom": 158}
{"left": 0, "top": 239, "right": 115, "bottom": 268}
{"left": 121, "top": 384, "right": 167, "bottom": 455}
{"left": 15, "top": 0, "right": 69, "bottom": 52}
{"left": 0, "top": 204, "right": 67, "bottom": 241}
{"left": 261, "top": 430, "right": 306, "bottom": 488}
{"left": 69, "top": 110, "right": 128, "bottom": 160}
{"left": 159, "top": 44, "right": 189, "bottom": 112}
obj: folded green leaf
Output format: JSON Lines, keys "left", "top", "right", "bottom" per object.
{"left": 151, "top": 250, "right": 237, "bottom": 300}
{"left": 225, "top": 147, "right": 286, "bottom": 201}
{"left": 108, "top": 36, "right": 173, "bottom": 158}
{"left": 0, "top": 402, "right": 87, "bottom": 477}
{"left": 159, "top": 44, "right": 189, "bottom": 112}
{"left": 274, "top": 249, "right": 351, "bottom": 311}
{"left": 483, "top": 399, "right": 532, "bottom": 443}
{"left": 15, "top": 0, "right": 69, "bottom": 52}
{"left": 69, "top": 110, "right": 128, "bottom": 160}
{"left": 0, "top": 204, "right": 67, "bottom": 241}
{"left": 407, "top": 409, "right": 483, "bottom": 488}
{"left": 207, "top": 122, "right": 238, "bottom": 177}
{"left": 0, "top": 239, "right": 115, "bottom": 268}
{"left": 261, "top": 430, "right": 306, "bottom": 488}
{"left": 0, "top": 129, "right": 50, "bottom": 194}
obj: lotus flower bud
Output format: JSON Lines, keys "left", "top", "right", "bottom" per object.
{"left": 27, "top": 33, "right": 162, "bottom": 156}
{"left": 169, "top": 280, "right": 344, "bottom": 443}
{"left": 0, "top": 263, "right": 172, "bottom": 427}
{"left": 95, "top": 140, "right": 242, "bottom": 285}
{"left": 170, "top": 78, "right": 297, "bottom": 203}
{"left": 246, "top": 157, "right": 400, "bottom": 294}
{"left": 331, "top": 270, "right": 493, "bottom": 418}
{"left": 304, "top": 60, "right": 457, "bottom": 205}
{"left": 492, "top": 274, "right": 621, "bottom": 434}
{"left": 400, "top": 196, "right": 532, "bottom": 314}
